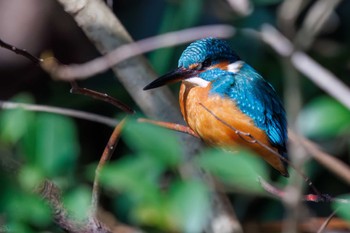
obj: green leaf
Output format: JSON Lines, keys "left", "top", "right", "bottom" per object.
{"left": 6, "top": 192, "right": 51, "bottom": 227}
{"left": 197, "top": 148, "right": 268, "bottom": 194}
{"left": 168, "top": 180, "right": 210, "bottom": 233}
{"left": 99, "top": 156, "right": 160, "bottom": 200}
{"left": 63, "top": 186, "right": 91, "bottom": 221}
{"left": 123, "top": 119, "right": 183, "bottom": 167}
{"left": 18, "top": 165, "right": 45, "bottom": 191}
{"left": 298, "top": 96, "right": 350, "bottom": 138}
{"left": 34, "top": 114, "right": 79, "bottom": 177}
{"left": 0, "top": 93, "right": 35, "bottom": 144}
{"left": 332, "top": 194, "right": 350, "bottom": 222}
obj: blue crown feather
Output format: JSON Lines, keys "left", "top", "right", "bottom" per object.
{"left": 178, "top": 38, "right": 240, "bottom": 68}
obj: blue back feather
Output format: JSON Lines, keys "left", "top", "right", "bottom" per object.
{"left": 200, "top": 65, "right": 287, "bottom": 154}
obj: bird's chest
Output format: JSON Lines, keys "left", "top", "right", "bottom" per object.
{"left": 179, "top": 82, "right": 258, "bottom": 146}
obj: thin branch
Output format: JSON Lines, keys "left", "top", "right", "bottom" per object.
{"left": 0, "top": 100, "right": 118, "bottom": 127}
{"left": 257, "top": 177, "right": 349, "bottom": 204}
{"left": 198, "top": 103, "right": 325, "bottom": 197}
{"left": 138, "top": 118, "right": 199, "bottom": 138}
{"left": 226, "top": 0, "right": 252, "bottom": 16}
{"left": 316, "top": 208, "right": 338, "bottom": 233}
{"left": 39, "top": 180, "right": 114, "bottom": 233}
{"left": 259, "top": 24, "right": 350, "bottom": 109}
{"left": 294, "top": 0, "right": 342, "bottom": 50}
{"left": 41, "top": 25, "right": 235, "bottom": 81}
{"left": 91, "top": 118, "right": 126, "bottom": 216}
{"left": 0, "top": 39, "right": 134, "bottom": 115}
{"left": 289, "top": 131, "right": 350, "bottom": 185}
{"left": 70, "top": 81, "right": 135, "bottom": 114}
{"left": 139, "top": 117, "right": 350, "bottom": 189}
{"left": 0, "top": 38, "right": 42, "bottom": 64}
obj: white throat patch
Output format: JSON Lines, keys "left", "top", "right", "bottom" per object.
{"left": 184, "top": 77, "right": 210, "bottom": 87}
{"left": 227, "top": 61, "right": 244, "bottom": 73}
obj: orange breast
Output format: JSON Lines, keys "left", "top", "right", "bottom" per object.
{"left": 179, "top": 82, "right": 288, "bottom": 176}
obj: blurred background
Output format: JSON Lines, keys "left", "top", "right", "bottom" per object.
{"left": 0, "top": 0, "right": 349, "bottom": 232}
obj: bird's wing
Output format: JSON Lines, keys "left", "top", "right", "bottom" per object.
{"left": 211, "top": 65, "right": 287, "bottom": 153}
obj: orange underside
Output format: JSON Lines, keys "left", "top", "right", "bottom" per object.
{"left": 179, "top": 82, "right": 288, "bottom": 176}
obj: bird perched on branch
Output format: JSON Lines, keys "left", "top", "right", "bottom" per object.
{"left": 144, "top": 38, "right": 288, "bottom": 177}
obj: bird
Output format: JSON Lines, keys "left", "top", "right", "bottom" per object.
{"left": 143, "top": 37, "right": 288, "bottom": 177}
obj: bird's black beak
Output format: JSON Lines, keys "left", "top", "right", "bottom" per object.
{"left": 143, "top": 67, "right": 199, "bottom": 90}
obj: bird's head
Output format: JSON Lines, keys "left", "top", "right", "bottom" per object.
{"left": 143, "top": 38, "right": 241, "bottom": 90}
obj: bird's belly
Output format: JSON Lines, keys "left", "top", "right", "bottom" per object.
{"left": 179, "top": 83, "right": 287, "bottom": 175}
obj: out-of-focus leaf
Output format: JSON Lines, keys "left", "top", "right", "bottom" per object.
{"left": 197, "top": 148, "right": 268, "bottom": 194}
{"left": 7, "top": 222, "right": 33, "bottom": 233}
{"left": 6, "top": 191, "right": 51, "bottom": 227}
{"left": 123, "top": 120, "right": 183, "bottom": 167}
{"left": 18, "top": 165, "right": 44, "bottom": 191}
{"left": 63, "top": 186, "right": 91, "bottom": 221}
{"left": 34, "top": 114, "right": 79, "bottom": 177}
{"left": 133, "top": 196, "right": 170, "bottom": 230}
{"left": 0, "top": 94, "right": 35, "bottom": 144}
{"left": 99, "top": 156, "right": 160, "bottom": 201}
{"left": 168, "top": 180, "right": 210, "bottom": 233}
{"left": 298, "top": 96, "right": 350, "bottom": 138}
{"left": 332, "top": 194, "right": 350, "bottom": 222}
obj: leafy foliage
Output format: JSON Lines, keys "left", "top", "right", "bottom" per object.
{"left": 197, "top": 148, "right": 268, "bottom": 194}
{"left": 0, "top": 94, "right": 80, "bottom": 232}
{"left": 298, "top": 96, "right": 350, "bottom": 138}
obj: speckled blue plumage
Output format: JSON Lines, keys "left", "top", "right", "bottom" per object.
{"left": 178, "top": 37, "right": 240, "bottom": 68}
{"left": 179, "top": 38, "right": 288, "bottom": 155}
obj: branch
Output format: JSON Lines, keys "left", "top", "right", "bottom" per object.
{"left": 91, "top": 118, "right": 126, "bottom": 215}
{"left": 257, "top": 177, "right": 350, "bottom": 204}
{"left": 42, "top": 25, "right": 235, "bottom": 81}
{"left": 39, "top": 180, "right": 142, "bottom": 233}
{"left": 294, "top": 0, "right": 342, "bottom": 50}
{"left": 0, "top": 100, "right": 118, "bottom": 127}
{"left": 0, "top": 38, "right": 42, "bottom": 64}
{"left": 289, "top": 131, "right": 350, "bottom": 185}
{"left": 259, "top": 24, "right": 350, "bottom": 110}
{"left": 138, "top": 118, "right": 199, "bottom": 138}
{"left": 70, "top": 81, "right": 135, "bottom": 114}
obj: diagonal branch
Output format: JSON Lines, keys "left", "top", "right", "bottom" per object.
{"left": 91, "top": 118, "right": 126, "bottom": 215}
{"left": 41, "top": 25, "right": 235, "bottom": 81}
{"left": 259, "top": 24, "right": 350, "bottom": 109}
{"left": 0, "top": 38, "right": 42, "bottom": 64}
{"left": 70, "top": 81, "right": 134, "bottom": 114}
{"left": 0, "top": 100, "right": 118, "bottom": 127}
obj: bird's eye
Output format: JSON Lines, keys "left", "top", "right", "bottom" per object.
{"left": 202, "top": 58, "right": 212, "bottom": 68}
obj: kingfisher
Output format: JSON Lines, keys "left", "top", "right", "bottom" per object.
{"left": 144, "top": 38, "right": 288, "bottom": 177}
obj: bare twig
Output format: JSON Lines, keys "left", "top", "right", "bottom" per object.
{"left": 0, "top": 38, "right": 42, "bottom": 64}
{"left": 277, "top": 0, "right": 310, "bottom": 37}
{"left": 317, "top": 208, "right": 338, "bottom": 233}
{"left": 294, "top": 0, "right": 342, "bottom": 50}
{"left": 91, "top": 118, "right": 126, "bottom": 216}
{"left": 289, "top": 131, "right": 350, "bottom": 185}
{"left": 257, "top": 177, "right": 334, "bottom": 203}
{"left": 226, "top": 0, "right": 252, "bottom": 16}
{"left": 0, "top": 100, "right": 118, "bottom": 127}
{"left": 138, "top": 118, "right": 199, "bottom": 138}
{"left": 198, "top": 103, "right": 326, "bottom": 197}
{"left": 42, "top": 25, "right": 235, "bottom": 81}
{"left": 70, "top": 81, "right": 135, "bottom": 114}
{"left": 39, "top": 180, "right": 113, "bottom": 233}
{"left": 260, "top": 24, "right": 350, "bottom": 109}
